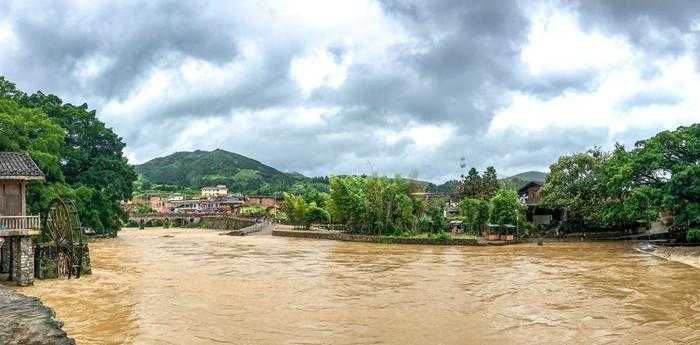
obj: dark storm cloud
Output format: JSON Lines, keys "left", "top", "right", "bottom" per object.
{"left": 312, "top": 0, "right": 532, "bottom": 134}
{"left": 574, "top": 0, "right": 700, "bottom": 59}
{"left": 618, "top": 89, "right": 683, "bottom": 111}
{"left": 4, "top": 1, "right": 241, "bottom": 99}
{"left": 1, "top": 0, "right": 697, "bottom": 182}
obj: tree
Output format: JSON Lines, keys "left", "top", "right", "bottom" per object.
{"left": 304, "top": 203, "right": 330, "bottom": 228}
{"left": 481, "top": 166, "right": 500, "bottom": 199}
{"left": 327, "top": 176, "right": 422, "bottom": 235}
{"left": 459, "top": 197, "right": 490, "bottom": 233}
{"left": 456, "top": 166, "right": 500, "bottom": 200}
{"left": 539, "top": 148, "right": 609, "bottom": 229}
{"left": 603, "top": 125, "right": 700, "bottom": 228}
{"left": 421, "top": 198, "right": 447, "bottom": 233}
{"left": 1, "top": 76, "right": 137, "bottom": 235}
{"left": 489, "top": 189, "right": 521, "bottom": 225}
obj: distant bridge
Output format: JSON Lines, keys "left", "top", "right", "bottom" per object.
{"left": 127, "top": 213, "right": 253, "bottom": 227}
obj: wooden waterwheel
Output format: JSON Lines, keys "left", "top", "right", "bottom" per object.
{"left": 42, "top": 198, "right": 84, "bottom": 278}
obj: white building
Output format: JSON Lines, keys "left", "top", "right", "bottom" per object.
{"left": 201, "top": 185, "right": 228, "bottom": 198}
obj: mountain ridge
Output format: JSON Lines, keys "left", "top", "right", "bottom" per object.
{"left": 134, "top": 149, "right": 548, "bottom": 195}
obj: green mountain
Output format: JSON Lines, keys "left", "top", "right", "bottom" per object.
{"left": 503, "top": 171, "right": 548, "bottom": 190}
{"left": 508, "top": 171, "right": 547, "bottom": 182}
{"left": 135, "top": 149, "right": 548, "bottom": 196}
{"left": 134, "top": 149, "right": 304, "bottom": 195}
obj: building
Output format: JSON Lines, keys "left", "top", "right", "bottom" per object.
{"left": 244, "top": 195, "right": 281, "bottom": 208}
{"left": 172, "top": 196, "right": 244, "bottom": 214}
{"left": 167, "top": 193, "right": 184, "bottom": 202}
{"left": 518, "top": 182, "right": 542, "bottom": 205}
{"left": 517, "top": 181, "right": 561, "bottom": 227}
{"left": 0, "top": 152, "right": 44, "bottom": 286}
{"left": 202, "top": 185, "right": 228, "bottom": 198}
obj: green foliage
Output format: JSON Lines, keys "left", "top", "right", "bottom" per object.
{"left": 134, "top": 149, "right": 324, "bottom": 195}
{"left": 420, "top": 198, "right": 447, "bottom": 233}
{"left": 135, "top": 204, "right": 156, "bottom": 215}
{"left": 305, "top": 204, "right": 330, "bottom": 226}
{"left": 327, "top": 176, "right": 450, "bottom": 235}
{"left": 459, "top": 198, "right": 490, "bottom": 233}
{"left": 687, "top": 228, "right": 700, "bottom": 242}
{"left": 240, "top": 206, "right": 266, "bottom": 218}
{"left": 328, "top": 176, "right": 423, "bottom": 235}
{"left": 489, "top": 189, "right": 521, "bottom": 225}
{"left": 539, "top": 148, "right": 608, "bottom": 226}
{"left": 433, "top": 231, "right": 452, "bottom": 241}
{"left": 540, "top": 124, "right": 699, "bottom": 230}
{"left": 456, "top": 166, "right": 501, "bottom": 200}
{"left": 0, "top": 76, "right": 136, "bottom": 235}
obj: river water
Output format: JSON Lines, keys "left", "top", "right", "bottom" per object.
{"left": 12, "top": 228, "right": 700, "bottom": 344}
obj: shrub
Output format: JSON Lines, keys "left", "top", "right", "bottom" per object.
{"left": 434, "top": 232, "right": 452, "bottom": 241}
{"left": 459, "top": 198, "right": 489, "bottom": 234}
{"left": 688, "top": 228, "right": 700, "bottom": 242}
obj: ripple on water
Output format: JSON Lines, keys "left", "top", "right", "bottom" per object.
{"left": 11, "top": 228, "right": 700, "bottom": 345}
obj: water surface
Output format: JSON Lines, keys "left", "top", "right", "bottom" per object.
{"left": 15, "top": 228, "right": 700, "bottom": 344}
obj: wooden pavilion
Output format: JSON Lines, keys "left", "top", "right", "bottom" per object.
{"left": 0, "top": 152, "right": 44, "bottom": 286}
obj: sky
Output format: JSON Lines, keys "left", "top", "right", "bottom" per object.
{"left": 1, "top": 0, "right": 699, "bottom": 183}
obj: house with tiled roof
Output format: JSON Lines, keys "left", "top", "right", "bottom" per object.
{"left": 0, "top": 152, "right": 45, "bottom": 286}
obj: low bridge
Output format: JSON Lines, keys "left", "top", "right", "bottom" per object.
{"left": 127, "top": 213, "right": 256, "bottom": 229}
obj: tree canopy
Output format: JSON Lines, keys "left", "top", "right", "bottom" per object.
{"left": 540, "top": 124, "right": 699, "bottom": 233}
{"left": 0, "top": 76, "right": 136, "bottom": 235}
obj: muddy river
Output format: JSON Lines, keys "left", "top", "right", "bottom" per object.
{"left": 12, "top": 228, "right": 700, "bottom": 344}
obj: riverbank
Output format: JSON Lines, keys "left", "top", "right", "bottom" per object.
{"left": 648, "top": 245, "right": 700, "bottom": 268}
{"left": 271, "top": 228, "right": 518, "bottom": 245}
{"left": 0, "top": 284, "right": 75, "bottom": 344}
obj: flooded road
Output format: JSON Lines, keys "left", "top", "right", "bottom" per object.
{"left": 13, "top": 228, "right": 700, "bottom": 344}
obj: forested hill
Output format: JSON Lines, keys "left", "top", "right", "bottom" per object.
{"left": 134, "top": 149, "right": 307, "bottom": 194}
{"left": 135, "top": 149, "right": 549, "bottom": 196}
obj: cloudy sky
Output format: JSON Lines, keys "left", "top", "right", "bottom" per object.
{"left": 1, "top": 0, "right": 699, "bottom": 182}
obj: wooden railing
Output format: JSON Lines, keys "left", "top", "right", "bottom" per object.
{"left": 0, "top": 215, "right": 41, "bottom": 230}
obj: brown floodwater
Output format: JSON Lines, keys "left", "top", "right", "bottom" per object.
{"left": 11, "top": 228, "right": 700, "bottom": 344}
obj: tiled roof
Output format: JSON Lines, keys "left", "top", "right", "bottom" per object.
{"left": 0, "top": 152, "right": 45, "bottom": 179}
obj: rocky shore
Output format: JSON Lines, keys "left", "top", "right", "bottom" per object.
{"left": 0, "top": 285, "right": 75, "bottom": 345}
{"left": 649, "top": 245, "right": 700, "bottom": 268}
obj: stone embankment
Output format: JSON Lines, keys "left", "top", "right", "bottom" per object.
{"left": 0, "top": 286, "right": 75, "bottom": 344}
{"left": 223, "top": 222, "right": 272, "bottom": 236}
{"left": 649, "top": 245, "right": 700, "bottom": 268}
{"left": 272, "top": 229, "right": 518, "bottom": 246}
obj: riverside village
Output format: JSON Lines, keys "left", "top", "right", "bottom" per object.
{"left": 1, "top": 2, "right": 699, "bottom": 344}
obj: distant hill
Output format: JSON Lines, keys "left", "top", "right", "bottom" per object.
{"left": 507, "top": 171, "right": 547, "bottom": 182}
{"left": 503, "top": 171, "right": 548, "bottom": 190}
{"left": 134, "top": 149, "right": 304, "bottom": 195}
{"left": 426, "top": 171, "right": 548, "bottom": 195}
{"left": 135, "top": 150, "right": 548, "bottom": 196}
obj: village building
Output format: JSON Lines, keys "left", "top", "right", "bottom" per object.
{"left": 171, "top": 196, "right": 244, "bottom": 214}
{"left": 517, "top": 181, "right": 561, "bottom": 227}
{"left": 244, "top": 195, "right": 282, "bottom": 209}
{"left": 0, "top": 152, "right": 44, "bottom": 286}
{"left": 201, "top": 185, "right": 228, "bottom": 198}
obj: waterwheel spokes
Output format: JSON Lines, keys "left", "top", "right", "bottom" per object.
{"left": 43, "top": 198, "right": 82, "bottom": 279}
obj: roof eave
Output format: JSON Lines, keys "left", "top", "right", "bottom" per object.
{"left": 0, "top": 175, "right": 45, "bottom": 181}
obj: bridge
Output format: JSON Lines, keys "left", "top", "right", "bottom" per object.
{"left": 127, "top": 212, "right": 257, "bottom": 229}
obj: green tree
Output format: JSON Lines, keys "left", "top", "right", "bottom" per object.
{"left": 459, "top": 197, "right": 490, "bottom": 233}
{"left": 603, "top": 125, "right": 700, "bottom": 228}
{"left": 304, "top": 203, "right": 330, "bottom": 228}
{"left": 489, "top": 189, "right": 521, "bottom": 225}
{"left": 1, "top": 76, "right": 136, "bottom": 235}
{"left": 539, "top": 148, "right": 609, "bottom": 229}
{"left": 456, "top": 166, "right": 500, "bottom": 200}
{"left": 327, "top": 176, "right": 421, "bottom": 235}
